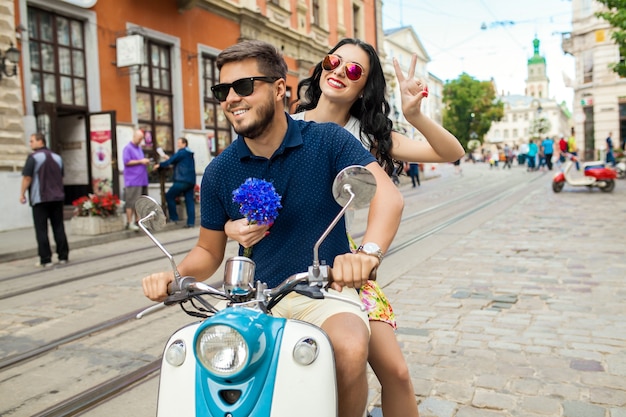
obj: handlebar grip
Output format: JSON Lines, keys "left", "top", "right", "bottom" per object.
{"left": 326, "top": 264, "right": 378, "bottom": 286}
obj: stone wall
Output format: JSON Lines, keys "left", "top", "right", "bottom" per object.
{"left": 0, "top": 0, "right": 28, "bottom": 172}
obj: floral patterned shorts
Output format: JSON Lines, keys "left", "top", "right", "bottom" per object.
{"left": 348, "top": 233, "right": 396, "bottom": 329}
{"left": 360, "top": 280, "right": 397, "bottom": 329}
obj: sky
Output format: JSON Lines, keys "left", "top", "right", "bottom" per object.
{"left": 381, "top": 0, "right": 576, "bottom": 108}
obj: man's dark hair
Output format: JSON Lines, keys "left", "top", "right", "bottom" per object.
{"left": 32, "top": 132, "right": 46, "bottom": 147}
{"left": 216, "top": 40, "right": 288, "bottom": 80}
{"left": 179, "top": 137, "right": 188, "bottom": 146}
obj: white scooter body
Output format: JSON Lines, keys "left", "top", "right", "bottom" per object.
{"left": 562, "top": 159, "right": 597, "bottom": 186}
{"left": 135, "top": 165, "right": 377, "bottom": 417}
{"left": 156, "top": 311, "right": 336, "bottom": 417}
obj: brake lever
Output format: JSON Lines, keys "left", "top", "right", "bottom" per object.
{"left": 320, "top": 287, "right": 366, "bottom": 311}
{"left": 136, "top": 302, "right": 167, "bottom": 319}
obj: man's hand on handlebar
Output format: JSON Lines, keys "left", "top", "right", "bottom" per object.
{"left": 329, "top": 252, "right": 379, "bottom": 292}
{"left": 142, "top": 271, "right": 175, "bottom": 302}
{"left": 224, "top": 218, "right": 271, "bottom": 249}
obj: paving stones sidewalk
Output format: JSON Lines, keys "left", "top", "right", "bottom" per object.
{"left": 379, "top": 178, "right": 626, "bottom": 416}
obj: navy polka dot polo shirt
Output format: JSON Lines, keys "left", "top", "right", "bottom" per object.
{"left": 201, "top": 113, "right": 376, "bottom": 288}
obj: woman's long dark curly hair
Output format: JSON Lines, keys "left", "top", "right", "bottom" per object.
{"left": 296, "top": 38, "right": 400, "bottom": 176}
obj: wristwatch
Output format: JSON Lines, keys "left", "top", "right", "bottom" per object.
{"left": 357, "top": 242, "right": 384, "bottom": 264}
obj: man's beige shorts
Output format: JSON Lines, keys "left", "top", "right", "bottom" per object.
{"left": 270, "top": 287, "right": 370, "bottom": 334}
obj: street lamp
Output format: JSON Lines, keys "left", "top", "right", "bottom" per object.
{"left": 0, "top": 42, "right": 21, "bottom": 81}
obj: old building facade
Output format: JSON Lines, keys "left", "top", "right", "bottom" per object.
{"left": 562, "top": 0, "right": 626, "bottom": 160}
{"left": 0, "top": 0, "right": 29, "bottom": 229}
{"left": 2, "top": 0, "right": 383, "bottom": 231}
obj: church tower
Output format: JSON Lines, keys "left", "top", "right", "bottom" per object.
{"left": 526, "top": 37, "right": 550, "bottom": 98}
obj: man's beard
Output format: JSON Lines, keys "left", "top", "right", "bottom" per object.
{"left": 231, "top": 99, "right": 275, "bottom": 139}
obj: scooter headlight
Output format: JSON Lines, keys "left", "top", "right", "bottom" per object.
{"left": 196, "top": 325, "right": 248, "bottom": 376}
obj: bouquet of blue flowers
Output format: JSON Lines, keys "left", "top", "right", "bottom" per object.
{"left": 232, "top": 178, "right": 282, "bottom": 257}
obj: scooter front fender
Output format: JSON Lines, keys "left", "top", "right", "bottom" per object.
{"left": 553, "top": 172, "right": 565, "bottom": 183}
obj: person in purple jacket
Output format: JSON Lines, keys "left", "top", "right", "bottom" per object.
{"left": 122, "top": 129, "right": 150, "bottom": 230}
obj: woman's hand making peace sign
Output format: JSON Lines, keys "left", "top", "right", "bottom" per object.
{"left": 392, "top": 54, "right": 428, "bottom": 122}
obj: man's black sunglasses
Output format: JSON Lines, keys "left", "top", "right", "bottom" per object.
{"left": 211, "top": 76, "right": 279, "bottom": 102}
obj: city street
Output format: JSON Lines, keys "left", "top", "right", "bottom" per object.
{"left": 0, "top": 162, "right": 625, "bottom": 417}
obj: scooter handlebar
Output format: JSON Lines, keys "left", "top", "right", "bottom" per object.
{"left": 165, "top": 277, "right": 227, "bottom": 306}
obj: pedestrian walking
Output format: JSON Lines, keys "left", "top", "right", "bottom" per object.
{"left": 155, "top": 137, "right": 196, "bottom": 227}
{"left": 502, "top": 144, "right": 513, "bottom": 169}
{"left": 558, "top": 136, "right": 567, "bottom": 165}
{"left": 527, "top": 139, "right": 538, "bottom": 171}
{"left": 122, "top": 129, "right": 150, "bottom": 230}
{"left": 606, "top": 132, "right": 616, "bottom": 166}
{"left": 518, "top": 142, "right": 529, "bottom": 166}
{"left": 568, "top": 127, "right": 580, "bottom": 170}
{"left": 541, "top": 136, "right": 555, "bottom": 170}
{"left": 408, "top": 162, "right": 420, "bottom": 187}
{"left": 19, "top": 132, "right": 69, "bottom": 267}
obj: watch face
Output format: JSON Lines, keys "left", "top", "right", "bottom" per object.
{"left": 363, "top": 242, "right": 381, "bottom": 253}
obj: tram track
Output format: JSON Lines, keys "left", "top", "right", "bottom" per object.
{"left": 0, "top": 175, "right": 512, "bottom": 302}
{"left": 0, "top": 236, "right": 197, "bottom": 285}
{"left": 1, "top": 171, "right": 544, "bottom": 417}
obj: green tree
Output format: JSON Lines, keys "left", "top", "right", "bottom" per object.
{"left": 442, "top": 73, "right": 504, "bottom": 150}
{"left": 596, "top": 0, "right": 626, "bottom": 77}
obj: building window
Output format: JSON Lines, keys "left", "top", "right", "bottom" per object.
{"left": 135, "top": 39, "right": 173, "bottom": 161}
{"left": 352, "top": 3, "right": 361, "bottom": 39}
{"left": 513, "top": 128, "right": 518, "bottom": 138}
{"left": 504, "top": 130, "right": 509, "bottom": 139}
{"left": 28, "top": 7, "right": 87, "bottom": 107}
{"left": 583, "top": 50, "right": 593, "bottom": 83}
{"left": 581, "top": 0, "right": 593, "bottom": 16}
{"left": 619, "top": 102, "right": 626, "bottom": 148}
{"left": 312, "top": 0, "right": 320, "bottom": 26}
{"left": 583, "top": 106, "right": 594, "bottom": 160}
{"left": 202, "top": 54, "right": 234, "bottom": 156}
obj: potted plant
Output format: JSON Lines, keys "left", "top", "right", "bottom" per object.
{"left": 70, "top": 193, "right": 125, "bottom": 235}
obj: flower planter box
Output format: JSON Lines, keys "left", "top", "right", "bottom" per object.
{"left": 71, "top": 215, "right": 125, "bottom": 236}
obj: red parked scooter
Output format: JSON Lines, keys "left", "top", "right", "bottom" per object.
{"left": 552, "top": 155, "right": 617, "bottom": 193}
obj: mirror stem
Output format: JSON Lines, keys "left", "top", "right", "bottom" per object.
{"left": 139, "top": 211, "right": 182, "bottom": 283}
{"left": 312, "top": 184, "right": 355, "bottom": 275}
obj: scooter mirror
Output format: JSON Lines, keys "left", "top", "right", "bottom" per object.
{"left": 332, "top": 165, "right": 376, "bottom": 209}
{"left": 136, "top": 195, "right": 167, "bottom": 232}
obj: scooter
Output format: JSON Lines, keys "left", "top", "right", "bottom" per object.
{"left": 552, "top": 155, "right": 617, "bottom": 193}
{"left": 135, "top": 165, "right": 376, "bottom": 417}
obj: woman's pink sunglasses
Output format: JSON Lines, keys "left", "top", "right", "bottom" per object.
{"left": 321, "top": 54, "right": 364, "bottom": 81}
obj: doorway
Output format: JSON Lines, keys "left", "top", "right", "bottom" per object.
{"left": 34, "top": 104, "right": 119, "bottom": 205}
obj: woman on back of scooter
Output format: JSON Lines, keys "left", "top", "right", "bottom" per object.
{"left": 226, "top": 38, "right": 464, "bottom": 417}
